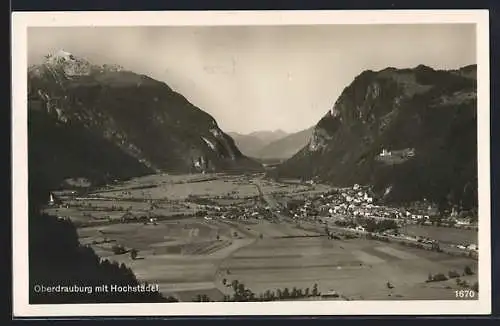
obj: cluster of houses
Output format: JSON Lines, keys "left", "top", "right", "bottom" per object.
{"left": 284, "top": 183, "right": 477, "bottom": 231}
{"left": 196, "top": 203, "right": 275, "bottom": 221}
{"left": 456, "top": 243, "right": 479, "bottom": 252}
{"left": 286, "top": 184, "right": 402, "bottom": 223}
{"left": 378, "top": 147, "right": 416, "bottom": 158}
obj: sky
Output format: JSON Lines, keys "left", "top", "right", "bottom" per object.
{"left": 28, "top": 24, "right": 476, "bottom": 134}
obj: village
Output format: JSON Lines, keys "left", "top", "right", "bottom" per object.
{"left": 45, "top": 173, "right": 479, "bottom": 256}
{"left": 40, "top": 172, "right": 479, "bottom": 302}
{"left": 279, "top": 182, "right": 479, "bottom": 254}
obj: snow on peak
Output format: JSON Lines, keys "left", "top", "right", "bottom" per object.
{"left": 44, "top": 50, "right": 92, "bottom": 77}
{"left": 46, "top": 50, "right": 78, "bottom": 63}
{"left": 55, "top": 49, "right": 74, "bottom": 59}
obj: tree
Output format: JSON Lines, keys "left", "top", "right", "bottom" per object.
{"left": 222, "top": 278, "right": 227, "bottom": 286}
{"left": 259, "top": 233, "right": 264, "bottom": 239}
{"left": 231, "top": 280, "right": 239, "bottom": 292}
{"left": 277, "top": 288, "right": 283, "bottom": 299}
{"left": 291, "top": 287, "right": 298, "bottom": 298}
{"left": 312, "top": 283, "right": 319, "bottom": 296}
{"left": 304, "top": 287, "right": 310, "bottom": 297}
{"left": 282, "top": 287, "right": 290, "bottom": 299}
{"left": 216, "top": 234, "right": 220, "bottom": 241}
{"left": 130, "top": 248, "right": 138, "bottom": 260}
{"left": 111, "top": 244, "right": 126, "bottom": 255}
{"left": 165, "top": 296, "right": 179, "bottom": 302}
{"left": 432, "top": 273, "right": 448, "bottom": 282}
{"left": 464, "top": 265, "right": 474, "bottom": 276}
{"left": 237, "top": 283, "right": 246, "bottom": 296}
{"left": 472, "top": 282, "right": 479, "bottom": 293}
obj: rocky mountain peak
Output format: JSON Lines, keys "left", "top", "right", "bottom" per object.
{"left": 43, "top": 50, "right": 93, "bottom": 77}
{"left": 275, "top": 64, "right": 477, "bottom": 209}
{"left": 28, "top": 52, "right": 262, "bottom": 188}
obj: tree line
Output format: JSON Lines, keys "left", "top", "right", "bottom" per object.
{"left": 193, "top": 279, "right": 322, "bottom": 302}
{"left": 29, "top": 184, "right": 173, "bottom": 303}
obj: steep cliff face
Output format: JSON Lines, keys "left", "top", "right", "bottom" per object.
{"left": 28, "top": 51, "right": 262, "bottom": 188}
{"left": 275, "top": 65, "right": 477, "bottom": 208}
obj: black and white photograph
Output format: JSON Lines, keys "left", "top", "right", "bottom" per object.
{"left": 12, "top": 10, "right": 491, "bottom": 316}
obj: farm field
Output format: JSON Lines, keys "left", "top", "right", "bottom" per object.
{"left": 49, "top": 173, "right": 478, "bottom": 301}
{"left": 405, "top": 224, "right": 478, "bottom": 245}
{"left": 218, "top": 237, "right": 478, "bottom": 300}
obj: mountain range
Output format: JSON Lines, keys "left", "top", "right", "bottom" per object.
{"left": 228, "top": 128, "right": 314, "bottom": 160}
{"left": 28, "top": 50, "right": 262, "bottom": 190}
{"left": 274, "top": 64, "right": 478, "bottom": 209}
{"left": 27, "top": 50, "right": 478, "bottom": 210}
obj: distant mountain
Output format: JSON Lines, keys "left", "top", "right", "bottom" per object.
{"left": 227, "top": 130, "right": 288, "bottom": 158}
{"left": 248, "top": 130, "right": 288, "bottom": 143}
{"left": 28, "top": 50, "right": 262, "bottom": 189}
{"left": 226, "top": 132, "right": 269, "bottom": 158}
{"left": 274, "top": 64, "right": 478, "bottom": 210}
{"left": 256, "top": 127, "right": 314, "bottom": 160}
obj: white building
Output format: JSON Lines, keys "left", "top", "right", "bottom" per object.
{"left": 379, "top": 148, "right": 392, "bottom": 157}
{"left": 468, "top": 244, "right": 478, "bottom": 251}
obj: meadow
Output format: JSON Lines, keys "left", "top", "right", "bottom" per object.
{"left": 46, "top": 173, "right": 478, "bottom": 301}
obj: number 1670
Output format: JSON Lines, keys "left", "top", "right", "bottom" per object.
{"left": 455, "top": 290, "right": 476, "bottom": 298}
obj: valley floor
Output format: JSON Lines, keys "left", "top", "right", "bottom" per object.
{"left": 44, "top": 172, "right": 478, "bottom": 302}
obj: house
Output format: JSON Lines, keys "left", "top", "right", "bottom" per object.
{"left": 355, "top": 225, "right": 366, "bottom": 232}
{"left": 456, "top": 219, "right": 469, "bottom": 226}
{"left": 379, "top": 148, "right": 392, "bottom": 157}
{"left": 353, "top": 184, "right": 360, "bottom": 191}
{"left": 468, "top": 244, "right": 478, "bottom": 251}
{"left": 47, "top": 192, "right": 62, "bottom": 206}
